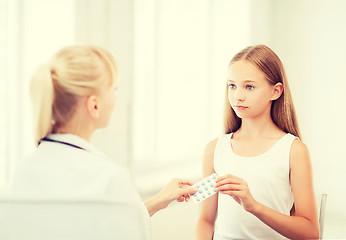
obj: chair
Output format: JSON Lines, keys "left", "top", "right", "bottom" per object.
{"left": 319, "top": 193, "right": 327, "bottom": 239}
{"left": 0, "top": 196, "right": 150, "bottom": 240}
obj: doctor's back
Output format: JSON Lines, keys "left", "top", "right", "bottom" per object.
{"left": 11, "top": 133, "right": 140, "bottom": 202}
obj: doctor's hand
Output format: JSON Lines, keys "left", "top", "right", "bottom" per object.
{"left": 144, "top": 178, "right": 197, "bottom": 217}
{"left": 215, "top": 174, "right": 259, "bottom": 213}
{"left": 163, "top": 178, "right": 198, "bottom": 203}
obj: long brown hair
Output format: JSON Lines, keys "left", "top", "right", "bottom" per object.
{"left": 223, "top": 45, "right": 301, "bottom": 139}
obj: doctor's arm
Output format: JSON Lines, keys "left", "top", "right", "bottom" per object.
{"left": 144, "top": 178, "right": 197, "bottom": 217}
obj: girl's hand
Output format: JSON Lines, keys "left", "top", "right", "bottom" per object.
{"left": 215, "top": 174, "right": 259, "bottom": 213}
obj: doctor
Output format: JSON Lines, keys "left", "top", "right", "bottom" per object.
{"left": 11, "top": 45, "right": 197, "bottom": 218}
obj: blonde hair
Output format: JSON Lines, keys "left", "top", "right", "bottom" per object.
{"left": 223, "top": 45, "right": 301, "bottom": 139}
{"left": 30, "top": 45, "right": 118, "bottom": 146}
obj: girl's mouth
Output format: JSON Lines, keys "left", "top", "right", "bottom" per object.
{"left": 235, "top": 105, "right": 248, "bottom": 110}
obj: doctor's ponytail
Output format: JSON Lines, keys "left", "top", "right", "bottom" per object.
{"left": 30, "top": 64, "right": 55, "bottom": 146}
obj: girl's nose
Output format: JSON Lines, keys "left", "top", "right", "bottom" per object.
{"left": 233, "top": 89, "right": 245, "bottom": 102}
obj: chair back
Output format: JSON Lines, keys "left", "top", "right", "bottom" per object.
{"left": 319, "top": 193, "right": 327, "bottom": 239}
{"left": 0, "top": 196, "right": 150, "bottom": 240}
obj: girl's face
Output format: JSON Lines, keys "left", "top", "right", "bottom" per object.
{"left": 227, "top": 60, "right": 278, "bottom": 119}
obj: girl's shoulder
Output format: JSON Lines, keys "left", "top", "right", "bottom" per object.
{"left": 204, "top": 133, "right": 232, "bottom": 153}
{"left": 290, "top": 136, "right": 309, "bottom": 153}
{"left": 289, "top": 138, "right": 311, "bottom": 169}
{"left": 202, "top": 137, "right": 221, "bottom": 175}
{"left": 204, "top": 138, "right": 219, "bottom": 156}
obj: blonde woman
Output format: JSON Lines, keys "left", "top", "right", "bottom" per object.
{"left": 11, "top": 45, "right": 196, "bottom": 222}
{"left": 195, "top": 45, "right": 319, "bottom": 239}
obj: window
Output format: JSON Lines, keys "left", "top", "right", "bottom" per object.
{"left": 0, "top": 0, "right": 22, "bottom": 187}
{"left": 132, "top": 0, "right": 251, "bottom": 172}
{"left": 0, "top": 0, "right": 75, "bottom": 187}
{"left": 0, "top": 0, "right": 9, "bottom": 186}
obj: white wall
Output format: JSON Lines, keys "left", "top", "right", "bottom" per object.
{"left": 75, "top": 0, "right": 134, "bottom": 168}
{"left": 270, "top": 0, "right": 346, "bottom": 236}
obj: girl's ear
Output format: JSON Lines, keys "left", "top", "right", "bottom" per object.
{"left": 86, "top": 95, "right": 100, "bottom": 118}
{"left": 271, "top": 83, "right": 283, "bottom": 101}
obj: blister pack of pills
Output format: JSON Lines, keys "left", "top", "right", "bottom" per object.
{"left": 190, "top": 173, "right": 218, "bottom": 203}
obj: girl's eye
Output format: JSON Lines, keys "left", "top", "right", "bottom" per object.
{"left": 228, "top": 83, "right": 236, "bottom": 89}
{"left": 246, "top": 85, "right": 254, "bottom": 90}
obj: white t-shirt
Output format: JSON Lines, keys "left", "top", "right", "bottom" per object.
{"left": 10, "top": 133, "right": 149, "bottom": 221}
{"left": 213, "top": 133, "right": 296, "bottom": 240}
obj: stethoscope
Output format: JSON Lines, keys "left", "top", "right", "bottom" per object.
{"left": 40, "top": 137, "right": 86, "bottom": 151}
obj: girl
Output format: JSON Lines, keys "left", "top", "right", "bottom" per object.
{"left": 11, "top": 45, "right": 196, "bottom": 222}
{"left": 195, "top": 45, "right": 319, "bottom": 239}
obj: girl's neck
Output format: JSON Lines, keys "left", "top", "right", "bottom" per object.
{"left": 236, "top": 115, "right": 282, "bottom": 139}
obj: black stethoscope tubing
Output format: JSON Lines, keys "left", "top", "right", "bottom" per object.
{"left": 40, "top": 137, "right": 86, "bottom": 151}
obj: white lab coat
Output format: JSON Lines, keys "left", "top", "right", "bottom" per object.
{"left": 10, "top": 133, "right": 149, "bottom": 218}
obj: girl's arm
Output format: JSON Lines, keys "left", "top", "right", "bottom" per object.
{"left": 216, "top": 139, "right": 320, "bottom": 239}
{"left": 195, "top": 139, "right": 219, "bottom": 240}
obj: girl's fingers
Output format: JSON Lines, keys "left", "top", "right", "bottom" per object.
{"left": 230, "top": 195, "right": 242, "bottom": 205}
{"left": 216, "top": 174, "right": 233, "bottom": 181}
{"left": 216, "top": 178, "right": 242, "bottom": 188}
{"left": 216, "top": 183, "right": 242, "bottom": 192}
{"left": 216, "top": 174, "right": 243, "bottom": 183}
{"left": 216, "top": 179, "right": 239, "bottom": 188}
{"left": 219, "top": 190, "right": 243, "bottom": 203}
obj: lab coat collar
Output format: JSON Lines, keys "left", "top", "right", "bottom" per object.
{"left": 44, "top": 133, "right": 108, "bottom": 158}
